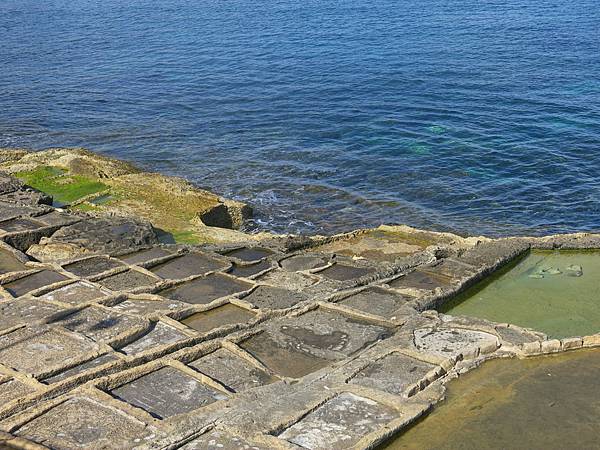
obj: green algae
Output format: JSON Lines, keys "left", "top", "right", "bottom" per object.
{"left": 441, "top": 250, "right": 600, "bottom": 338}
{"left": 15, "top": 166, "right": 107, "bottom": 204}
{"left": 385, "top": 349, "right": 600, "bottom": 450}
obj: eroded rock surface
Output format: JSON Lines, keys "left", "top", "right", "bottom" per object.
{"left": 0, "top": 165, "right": 597, "bottom": 450}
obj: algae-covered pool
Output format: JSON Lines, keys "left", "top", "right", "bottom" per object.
{"left": 386, "top": 349, "right": 600, "bottom": 450}
{"left": 441, "top": 250, "right": 600, "bottom": 338}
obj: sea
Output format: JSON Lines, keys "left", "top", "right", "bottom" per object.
{"left": 2, "top": 0, "right": 599, "bottom": 236}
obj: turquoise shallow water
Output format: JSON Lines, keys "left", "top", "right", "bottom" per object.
{"left": 1, "top": 0, "right": 600, "bottom": 235}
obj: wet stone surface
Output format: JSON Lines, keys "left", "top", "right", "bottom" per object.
{"left": 16, "top": 396, "right": 159, "bottom": 449}
{"left": 63, "top": 256, "right": 126, "bottom": 278}
{"left": 111, "top": 366, "right": 228, "bottom": 419}
{"left": 160, "top": 273, "right": 253, "bottom": 305}
{"left": 97, "top": 269, "right": 158, "bottom": 292}
{"left": 150, "top": 252, "right": 229, "bottom": 279}
{"left": 241, "top": 285, "right": 308, "bottom": 310}
{"left": 279, "top": 392, "right": 398, "bottom": 449}
{"left": 181, "top": 304, "right": 256, "bottom": 334}
{"left": 37, "top": 280, "right": 109, "bottom": 305}
{"left": 189, "top": 348, "right": 278, "bottom": 393}
{"left": 349, "top": 352, "right": 437, "bottom": 396}
{"left": 3, "top": 270, "right": 68, "bottom": 297}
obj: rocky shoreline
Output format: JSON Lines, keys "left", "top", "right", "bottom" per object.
{"left": 0, "top": 148, "right": 598, "bottom": 449}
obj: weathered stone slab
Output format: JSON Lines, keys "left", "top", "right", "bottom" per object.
{"left": 3, "top": 270, "right": 68, "bottom": 297}
{"left": 0, "top": 327, "right": 99, "bottom": 376}
{"left": 111, "top": 366, "right": 228, "bottom": 419}
{"left": 458, "top": 240, "right": 529, "bottom": 268}
{"left": 279, "top": 392, "right": 398, "bottom": 449}
{"left": 150, "top": 252, "right": 229, "bottom": 279}
{"left": 42, "top": 353, "right": 120, "bottom": 384}
{"left": 413, "top": 327, "right": 498, "bottom": 358}
{"left": 0, "top": 378, "right": 35, "bottom": 404}
{"left": 181, "top": 304, "right": 256, "bottom": 334}
{"left": 280, "top": 255, "right": 330, "bottom": 272}
{"left": 0, "top": 247, "right": 27, "bottom": 274}
{"left": 316, "top": 263, "right": 375, "bottom": 281}
{"left": 118, "top": 322, "right": 189, "bottom": 356}
{"left": 55, "top": 307, "right": 146, "bottom": 342}
{"left": 97, "top": 269, "right": 158, "bottom": 292}
{"left": 228, "top": 260, "right": 272, "bottom": 278}
{"left": 63, "top": 256, "right": 126, "bottom": 278}
{"left": 223, "top": 247, "right": 273, "bottom": 262}
{"left": 349, "top": 352, "right": 437, "bottom": 395}
{"left": 240, "top": 309, "right": 392, "bottom": 378}
{"left": 180, "top": 430, "right": 266, "bottom": 450}
{"left": 242, "top": 285, "right": 308, "bottom": 310}
{"left": 339, "top": 287, "right": 409, "bottom": 317}
{"left": 47, "top": 216, "right": 159, "bottom": 255}
{"left": 16, "top": 396, "right": 159, "bottom": 448}
{"left": 117, "top": 247, "right": 174, "bottom": 265}
{"left": 160, "top": 274, "right": 253, "bottom": 305}
{"left": 111, "top": 297, "right": 186, "bottom": 316}
{"left": 37, "top": 281, "right": 109, "bottom": 306}
{"left": 0, "top": 298, "right": 64, "bottom": 331}
{"left": 189, "top": 348, "right": 278, "bottom": 393}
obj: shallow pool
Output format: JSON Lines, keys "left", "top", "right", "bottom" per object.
{"left": 440, "top": 250, "right": 600, "bottom": 338}
{"left": 385, "top": 349, "right": 600, "bottom": 450}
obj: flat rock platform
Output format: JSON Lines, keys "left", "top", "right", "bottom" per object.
{"left": 0, "top": 170, "right": 598, "bottom": 450}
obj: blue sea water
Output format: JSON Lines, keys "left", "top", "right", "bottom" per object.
{"left": 1, "top": 0, "right": 600, "bottom": 236}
